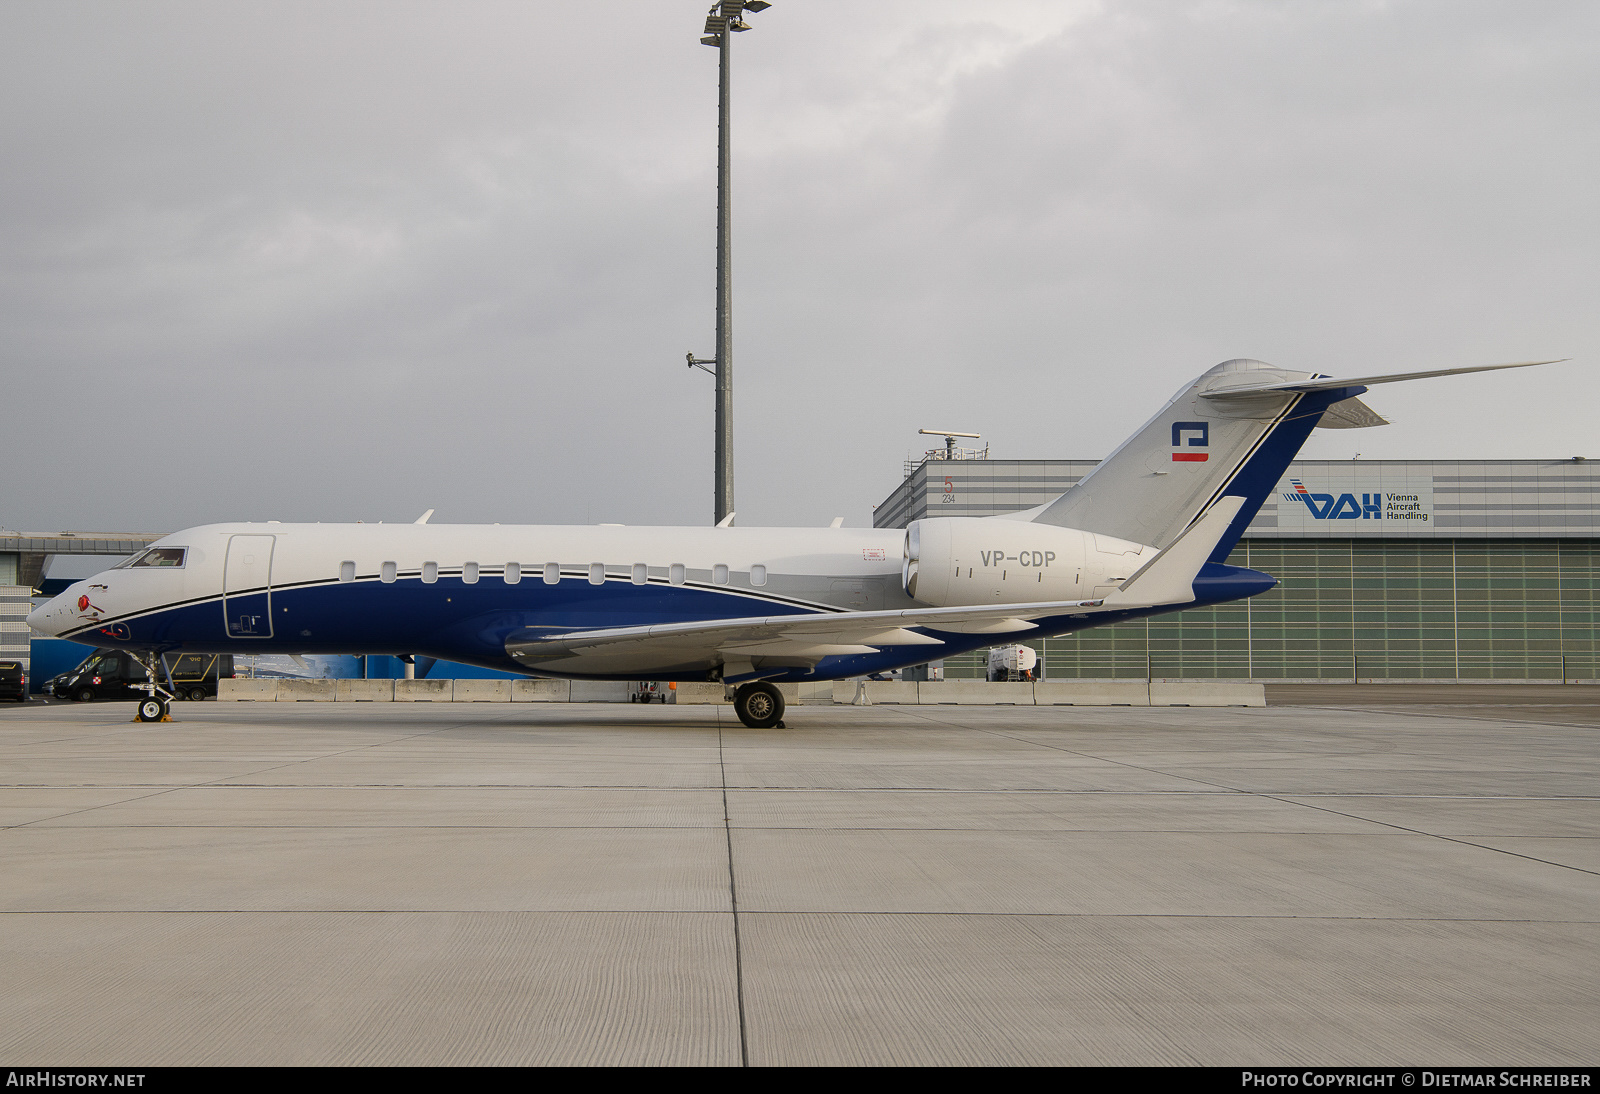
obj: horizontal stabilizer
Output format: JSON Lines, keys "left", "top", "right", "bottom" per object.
{"left": 1105, "top": 496, "right": 1245, "bottom": 607}
{"left": 1198, "top": 359, "right": 1566, "bottom": 400}
{"left": 1317, "top": 395, "right": 1389, "bottom": 429}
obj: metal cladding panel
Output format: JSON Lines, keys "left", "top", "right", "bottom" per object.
{"left": 0, "top": 584, "right": 30, "bottom": 663}
{"left": 0, "top": 534, "right": 163, "bottom": 555}
{"left": 876, "top": 459, "right": 1600, "bottom": 538}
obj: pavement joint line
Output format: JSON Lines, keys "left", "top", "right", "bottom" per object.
{"left": 3, "top": 784, "right": 1593, "bottom": 797}
{"left": 899, "top": 705, "right": 1270, "bottom": 797}
{"left": 6, "top": 785, "right": 1595, "bottom": 798}
{"left": 715, "top": 706, "right": 750, "bottom": 1068}
{"left": 1, "top": 908, "right": 1593, "bottom": 922}
{"left": 1284, "top": 702, "right": 1600, "bottom": 732}
{"left": 1242, "top": 790, "right": 1600, "bottom": 879}
{"left": 2, "top": 714, "right": 509, "bottom": 831}
{"left": 22, "top": 825, "right": 1571, "bottom": 833}
{"left": 895, "top": 705, "right": 1600, "bottom": 877}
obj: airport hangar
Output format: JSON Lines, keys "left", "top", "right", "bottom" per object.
{"left": 877, "top": 456, "right": 1599, "bottom": 683}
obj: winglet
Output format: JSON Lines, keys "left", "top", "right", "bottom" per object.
{"left": 1105, "top": 496, "right": 1246, "bottom": 607}
{"left": 414, "top": 509, "right": 434, "bottom": 525}
{"left": 715, "top": 511, "right": 736, "bottom": 528}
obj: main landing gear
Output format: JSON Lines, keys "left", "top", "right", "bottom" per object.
{"left": 131, "top": 651, "right": 174, "bottom": 723}
{"left": 732, "top": 681, "right": 785, "bottom": 729}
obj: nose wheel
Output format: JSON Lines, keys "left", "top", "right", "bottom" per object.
{"left": 732, "top": 682, "right": 785, "bottom": 729}
{"left": 130, "top": 651, "right": 176, "bottom": 723}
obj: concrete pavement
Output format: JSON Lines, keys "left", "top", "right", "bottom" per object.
{"left": 1, "top": 692, "right": 1595, "bottom": 1065}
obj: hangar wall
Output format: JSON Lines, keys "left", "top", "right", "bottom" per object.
{"left": 876, "top": 459, "right": 1600, "bottom": 682}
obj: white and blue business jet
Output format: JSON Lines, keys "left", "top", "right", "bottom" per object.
{"left": 29, "top": 357, "right": 1562, "bottom": 727}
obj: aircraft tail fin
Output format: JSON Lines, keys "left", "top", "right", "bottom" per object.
{"left": 1029, "top": 356, "right": 1570, "bottom": 563}
{"left": 1029, "top": 359, "right": 1358, "bottom": 560}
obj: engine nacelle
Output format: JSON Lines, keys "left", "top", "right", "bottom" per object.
{"left": 903, "top": 517, "right": 1155, "bottom": 607}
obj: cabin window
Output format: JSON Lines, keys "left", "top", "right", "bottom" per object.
{"left": 713, "top": 564, "right": 729, "bottom": 585}
{"left": 631, "top": 563, "right": 648, "bottom": 585}
{"left": 339, "top": 561, "right": 355, "bottom": 583}
{"left": 381, "top": 562, "right": 397, "bottom": 584}
{"left": 504, "top": 562, "right": 521, "bottom": 584}
{"left": 463, "top": 562, "right": 479, "bottom": 584}
{"left": 422, "top": 562, "right": 438, "bottom": 584}
{"left": 543, "top": 563, "right": 560, "bottom": 585}
{"left": 750, "top": 564, "right": 767, "bottom": 586}
{"left": 670, "top": 563, "right": 686, "bottom": 585}
{"left": 589, "top": 563, "right": 606, "bottom": 585}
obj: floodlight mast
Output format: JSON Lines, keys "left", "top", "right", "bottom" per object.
{"left": 686, "top": 0, "right": 771, "bottom": 527}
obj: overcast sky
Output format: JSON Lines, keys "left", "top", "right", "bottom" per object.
{"left": 3, "top": 0, "right": 1596, "bottom": 541}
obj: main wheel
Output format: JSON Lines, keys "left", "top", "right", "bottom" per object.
{"left": 136, "top": 697, "right": 168, "bottom": 722}
{"left": 733, "top": 682, "right": 785, "bottom": 729}
{"left": 76, "top": 687, "right": 95, "bottom": 703}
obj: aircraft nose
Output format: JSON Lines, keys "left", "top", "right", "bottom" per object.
{"left": 26, "top": 591, "right": 71, "bottom": 637}
{"left": 26, "top": 601, "right": 55, "bottom": 635}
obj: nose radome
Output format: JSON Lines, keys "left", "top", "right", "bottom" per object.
{"left": 26, "top": 601, "right": 56, "bottom": 635}
{"left": 26, "top": 587, "right": 76, "bottom": 637}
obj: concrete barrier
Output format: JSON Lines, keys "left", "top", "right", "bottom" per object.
{"left": 672, "top": 682, "right": 730, "bottom": 705}
{"left": 453, "top": 680, "right": 512, "bottom": 702}
{"left": 831, "top": 680, "right": 921, "bottom": 704}
{"left": 218, "top": 676, "right": 1265, "bottom": 707}
{"left": 512, "top": 679, "right": 571, "bottom": 702}
{"left": 672, "top": 682, "right": 801, "bottom": 705}
{"left": 1149, "top": 681, "right": 1265, "bottom": 707}
{"left": 569, "top": 680, "right": 630, "bottom": 703}
{"left": 335, "top": 679, "right": 394, "bottom": 702}
{"left": 218, "top": 679, "right": 278, "bottom": 701}
{"left": 394, "top": 679, "right": 452, "bottom": 702}
{"left": 273, "top": 679, "right": 334, "bottom": 702}
{"left": 1034, "top": 681, "right": 1150, "bottom": 706}
{"left": 918, "top": 681, "right": 1036, "bottom": 705}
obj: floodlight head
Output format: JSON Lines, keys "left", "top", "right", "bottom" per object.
{"left": 744, "top": 1, "right": 773, "bottom": 11}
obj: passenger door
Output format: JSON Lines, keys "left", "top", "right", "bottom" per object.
{"left": 223, "top": 535, "right": 275, "bottom": 639}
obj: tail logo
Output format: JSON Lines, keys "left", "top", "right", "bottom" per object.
{"left": 1171, "top": 421, "right": 1209, "bottom": 462}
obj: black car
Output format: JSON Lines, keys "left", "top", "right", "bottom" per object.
{"left": 52, "top": 650, "right": 234, "bottom": 703}
{"left": 0, "top": 660, "right": 25, "bottom": 702}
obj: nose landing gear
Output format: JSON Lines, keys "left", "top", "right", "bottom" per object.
{"left": 131, "top": 651, "right": 175, "bottom": 723}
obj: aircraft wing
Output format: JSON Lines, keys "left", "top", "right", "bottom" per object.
{"left": 505, "top": 598, "right": 1107, "bottom": 678}
{"left": 506, "top": 497, "right": 1247, "bottom": 680}
{"left": 1197, "top": 359, "right": 1566, "bottom": 399}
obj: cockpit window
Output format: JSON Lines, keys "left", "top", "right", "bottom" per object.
{"left": 131, "top": 548, "right": 186, "bottom": 568}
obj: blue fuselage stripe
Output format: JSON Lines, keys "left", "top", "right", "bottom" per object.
{"left": 68, "top": 564, "right": 1276, "bottom": 682}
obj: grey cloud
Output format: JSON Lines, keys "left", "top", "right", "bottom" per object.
{"left": 3, "top": 1, "right": 1595, "bottom": 539}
